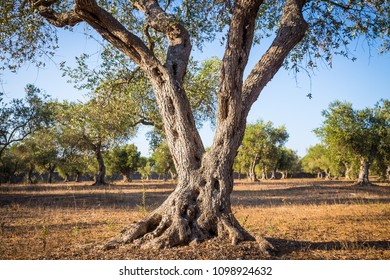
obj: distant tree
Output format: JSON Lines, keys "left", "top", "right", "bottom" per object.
{"left": 107, "top": 144, "right": 141, "bottom": 182}
{"left": 0, "top": 85, "right": 51, "bottom": 160}
{"left": 372, "top": 100, "right": 390, "bottom": 181}
{"left": 151, "top": 142, "right": 176, "bottom": 180}
{"left": 233, "top": 150, "right": 250, "bottom": 179}
{"left": 238, "top": 120, "right": 288, "bottom": 181}
{"left": 315, "top": 100, "right": 390, "bottom": 184}
{"left": 275, "top": 148, "right": 300, "bottom": 179}
{"left": 55, "top": 95, "right": 139, "bottom": 185}
{"left": 29, "top": 128, "right": 59, "bottom": 184}
{"left": 0, "top": 146, "right": 21, "bottom": 184}
{"left": 54, "top": 127, "right": 89, "bottom": 182}
{"left": 301, "top": 144, "right": 332, "bottom": 179}
{"left": 138, "top": 157, "right": 153, "bottom": 181}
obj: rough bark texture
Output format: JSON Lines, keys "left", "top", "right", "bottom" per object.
{"left": 270, "top": 169, "right": 277, "bottom": 180}
{"left": 93, "top": 145, "right": 106, "bottom": 186}
{"left": 248, "top": 158, "right": 259, "bottom": 182}
{"left": 357, "top": 158, "right": 371, "bottom": 185}
{"left": 36, "top": 0, "right": 308, "bottom": 250}
{"left": 47, "top": 165, "right": 55, "bottom": 184}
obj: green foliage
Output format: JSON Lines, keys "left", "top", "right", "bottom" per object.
{"left": 301, "top": 144, "right": 333, "bottom": 175}
{"left": 151, "top": 141, "right": 176, "bottom": 180}
{"left": 138, "top": 157, "right": 153, "bottom": 180}
{"left": 184, "top": 57, "right": 221, "bottom": 127}
{"left": 0, "top": 1, "right": 59, "bottom": 71}
{"left": 62, "top": 54, "right": 221, "bottom": 132}
{"left": 235, "top": 119, "right": 289, "bottom": 179}
{"left": 290, "top": 0, "right": 390, "bottom": 71}
{"left": 0, "top": 84, "right": 52, "bottom": 159}
{"left": 313, "top": 99, "right": 390, "bottom": 180}
{"left": 2, "top": 1, "right": 389, "bottom": 73}
{"left": 106, "top": 144, "right": 141, "bottom": 181}
{"left": 0, "top": 145, "right": 21, "bottom": 183}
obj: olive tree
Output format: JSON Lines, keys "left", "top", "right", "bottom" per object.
{"left": 0, "top": 85, "right": 51, "bottom": 160}
{"left": 106, "top": 144, "right": 141, "bottom": 182}
{"left": 315, "top": 100, "right": 390, "bottom": 184}
{"left": 2, "top": 0, "right": 389, "bottom": 250}
{"left": 237, "top": 120, "right": 288, "bottom": 181}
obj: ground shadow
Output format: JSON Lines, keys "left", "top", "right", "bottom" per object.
{"left": 267, "top": 238, "right": 390, "bottom": 258}
{"left": 232, "top": 184, "right": 390, "bottom": 207}
{"left": 1, "top": 181, "right": 389, "bottom": 210}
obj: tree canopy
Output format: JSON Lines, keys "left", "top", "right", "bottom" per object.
{"left": 235, "top": 119, "right": 289, "bottom": 181}
{"left": 0, "top": 84, "right": 51, "bottom": 160}
{"left": 315, "top": 99, "right": 390, "bottom": 183}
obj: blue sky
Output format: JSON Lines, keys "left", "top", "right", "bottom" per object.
{"left": 1, "top": 27, "right": 389, "bottom": 158}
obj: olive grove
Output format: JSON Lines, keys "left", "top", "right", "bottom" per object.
{"left": 1, "top": 0, "right": 389, "bottom": 251}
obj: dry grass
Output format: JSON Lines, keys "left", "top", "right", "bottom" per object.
{"left": 0, "top": 179, "right": 389, "bottom": 260}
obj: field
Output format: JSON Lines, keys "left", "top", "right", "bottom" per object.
{"left": 0, "top": 179, "right": 389, "bottom": 260}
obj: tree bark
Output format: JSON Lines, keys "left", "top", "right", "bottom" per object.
{"left": 75, "top": 172, "right": 81, "bottom": 182}
{"left": 248, "top": 158, "right": 259, "bottom": 182}
{"left": 387, "top": 166, "right": 390, "bottom": 182}
{"left": 63, "top": 173, "right": 70, "bottom": 182}
{"left": 27, "top": 164, "right": 34, "bottom": 184}
{"left": 261, "top": 165, "right": 267, "bottom": 180}
{"left": 122, "top": 174, "right": 132, "bottom": 182}
{"left": 344, "top": 163, "right": 353, "bottom": 180}
{"left": 93, "top": 144, "right": 106, "bottom": 186}
{"left": 270, "top": 168, "right": 277, "bottom": 180}
{"left": 357, "top": 158, "right": 371, "bottom": 185}
{"left": 107, "top": 148, "right": 267, "bottom": 250}
{"left": 47, "top": 164, "right": 56, "bottom": 184}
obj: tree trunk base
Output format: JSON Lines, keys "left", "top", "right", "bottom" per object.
{"left": 92, "top": 181, "right": 107, "bottom": 186}
{"left": 353, "top": 181, "right": 373, "bottom": 186}
{"left": 104, "top": 188, "right": 274, "bottom": 255}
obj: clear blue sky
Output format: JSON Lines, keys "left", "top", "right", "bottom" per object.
{"left": 1, "top": 26, "right": 389, "bottom": 158}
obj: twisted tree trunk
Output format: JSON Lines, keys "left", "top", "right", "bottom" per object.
{"left": 35, "top": 0, "right": 308, "bottom": 251}
{"left": 93, "top": 144, "right": 106, "bottom": 186}
{"left": 357, "top": 158, "right": 371, "bottom": 185}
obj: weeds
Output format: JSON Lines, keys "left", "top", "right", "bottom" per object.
{"left": 39, "top": 225, "right": 49, "bottom": 251}
{"left": 137, "top": 185, "right": 148, "bottom": 217}
{"left": 72, "top": 225, "right": 81, "bottom": 238}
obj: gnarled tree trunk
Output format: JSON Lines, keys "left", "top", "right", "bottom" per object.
{"left": 248, "top": 158, "right": 259, "bottom": 182}
{"left": 47, "top": 164, "right": 56, "bottom": 184}
{"left": 93, "top": 144, "right": 106, "bottom": 186}
{"left": 108, "top": 148, "right": 256, "bottom": 249}
{"left": 357, "top": 158, "right": 371, "bottom": 185}
{"left": 39, "top": 0, "right": 308, "bottom": 250}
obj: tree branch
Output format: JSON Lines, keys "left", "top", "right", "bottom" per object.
{"left": 72, "top": 0, "right": 163, "bottom": 76}
{"left": 134, "top": 0, "right": 191, "bottom": 84}
{"left": 217, "top": 0, "right": 263, "bottom": 120}
{"left": 37, "top": 7, "right": 83, "bottom": 27}
{"left": 30, "top": 0, "right": 83, "bottom": 27}
{"left": 242, "top": 0, "right": 308, "bottom": 115}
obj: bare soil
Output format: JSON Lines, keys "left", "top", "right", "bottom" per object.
{"left": 0, "top": 179, "right": 389, "bottom": 260}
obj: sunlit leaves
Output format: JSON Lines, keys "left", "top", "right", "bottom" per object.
{"left": 0, "top": 0, "right": 59, "bottom": 71}
{"left": 0, "top": 85, "right": 52, "bottom": 159}
{"left": 315, "top": 99, "right": 390, "bottom": 178}
{"left": 106, "top": 144, "right": 141, "bottom": 179}
{"left": 235, "top": 119, "right": 289, "bottom": 177}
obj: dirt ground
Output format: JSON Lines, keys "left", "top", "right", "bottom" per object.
{"left": 0, "top": 179, "right": 389, "bottom": 260}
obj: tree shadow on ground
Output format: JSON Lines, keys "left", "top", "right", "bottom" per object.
{"left": 232, "top": 184, "right": 390, "bottom": 207}
{"left": 267, "top": 238, "right": 390, "bottom": 258}
{"left": 1, "top": 181, "right": 389, "bottom": 210}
